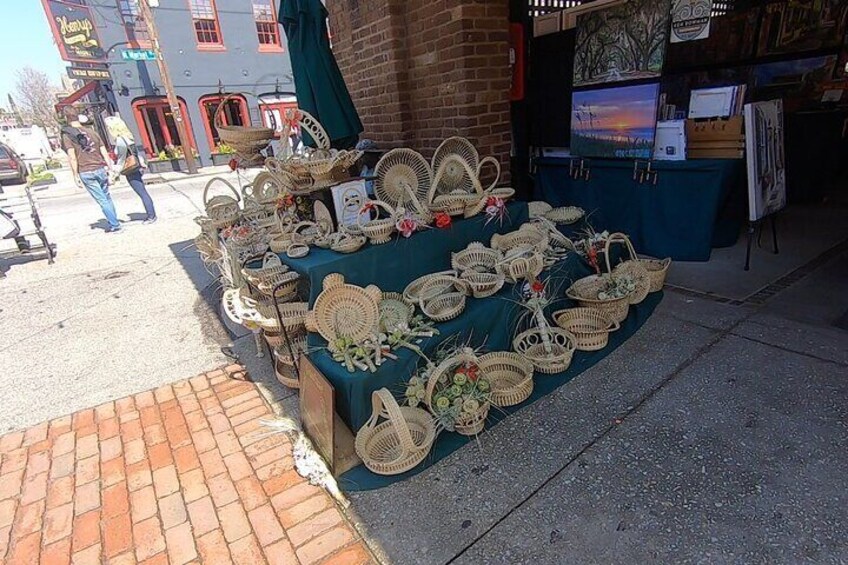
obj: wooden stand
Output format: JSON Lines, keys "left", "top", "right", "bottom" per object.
{"left": 744, "top": 213, "right": 779, "bottom": 271}
{"left": 298, "top": 356, "right": 360, "bottom": 475}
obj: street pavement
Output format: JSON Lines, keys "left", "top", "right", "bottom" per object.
{"left": 0, "top": 167, "right": 258, "bottom": 433}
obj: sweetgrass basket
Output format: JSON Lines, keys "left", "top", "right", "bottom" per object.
{"left": 528, "top": 201, "right": 553, "bottom": 218}
{"left": 566, "top": 275, "right": 631, "bottom": 324}
{"left": 606, "top": 232, "right": 670, "bottom": 293}
{"left": 478, "top": 352, "right": 534, "bottom": 408}
{"left": 331, "top": 234, "right": 366, "bottom": 254}
{"left": 490, "top": 224, "right": 549, "bottom": 254}
{"left": 379, "top": 292, "right": 414, "bottom": 333}
{"left": 552, "top": 307, "right": 620, "bottom": 351}
{"left": 544, "top": 206, "right": 585, "bottom": 225}
{"left": 451, "top": 242, "right": 500, "bottom": 274}
{"left": 273, "top": 334, "right": 307, "bottom": 389}
{"left": 357, "top": 200, "right": 397, "bottom": 245}
{"left": 256, "top": 271, "right": 300, "bottom": 301}
{"left": 375, "top": 149, "right": 432, "bottom": 212}
{"left": 312, "top": 274, "right": 382, "bottom": 343}
{"left": 431, "top": 137, "right": 480, "bottom": 195}
{"left": 420, "top": 292, "right": 466, "bottom": 323}
{"left": 402, "top": 271, "right": 459, "bottom": 304}
{"left": 203, "top": 177, "right": 241, "bottom": 229}
{"left": 355, "top": 389, "right": 436, "bottom": 475}
{"left": 215, "top": 94, "right": 275, "bottom": 165}
{"left": 513, "top": 327, "right": 576, "bottom": 375}
{"left": 459, "top": 271, "right": 505, "bottom": 298}
{"left": 495, "top": 250, "right": 545, "bottom": 284}
{"left": 604, "top": 233, "right": 651, "bottom": 305}
{"left": 425, "top": 351, "right": 490, "bottom": 436}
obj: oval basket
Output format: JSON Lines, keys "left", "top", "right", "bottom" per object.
{"left": 513, "top": 327, "right": 577, "bottom": 375}
{"left": 490, "top": 224, "right": 549, "bottom": 254}
{"left": 459, "top": 271, "right": 505, "bottom": 299}
{"left": 544, "top": 206, "right": 585, "bottom": 225}
{"left": 451, "top": 242, "right": 500, "bottom": 274}
{"left": 495, "top": 251, "right": 545, "bottom": 284}
{"left": 528, "top": 201, "right": 553, "bottom": 218}
{"left": 256, "top": 271, "right": 300, "bottom": 301}
{"left": 355, "top": 389, "right": 436, "bottom": 476}
{"left": 552, "top": 307, "right": 620, "bottom": 351}
{"left": 604, "top": 233, "right": 650, "bottom": 305}
{"left": 331, "top": 234, "right": 367, "bottom": 254}
{"left": 403, "top": 271, "right": 459, "bottom": 304}
{"left": 425, "top": 351, "right": 491, "bottom": 436}
{"left": 358, "top": 200, "right": 396, "bottom": 245}
{"left": 566, "top": 275, "right": 631, "bottom": 324}
{"left": 420, "top": 291, "right": 466, "bottom": 323}
{"left": 478, "top": 352, "right": 534, "bottom": 408}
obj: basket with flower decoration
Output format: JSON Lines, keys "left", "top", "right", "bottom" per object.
{"left": 420, "top": 349, "right": 491, "bottom": 436}
{"left": 566, "top": 273, "right": 634, "bottom": 324}
{"left": 357, "top": 200, "right": 397, "bottom": 244}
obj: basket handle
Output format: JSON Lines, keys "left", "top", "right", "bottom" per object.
{"left": 429, "top": 154, "right": 482, "bottom": 204}
{"left": 424, "top": 350, "right": 480, "bottom": 409}
{"left": 203, "top": 177, "right": 241, "bottom": 206}
{"left": 214, "top": 93, "right": 253, "bottom": 130}
{"left": 603, "top": 232, "right": 636, "bottom": 273}
{"left": 477, "top": 156, "right": 501, "bottom": 193}
{"left": 368, "top": 388, "right": 418, "bottom": 453}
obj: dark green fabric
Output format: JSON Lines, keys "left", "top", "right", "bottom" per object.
{"left": 280, "top": 202, "right": 530, "bottom": 305}
{"left": 338, "top": 290, "right": 663, "bottom": 492}
{"left": 279, "top": 0, "right": 363, "bottom": 149}
{"left": 534, "top": 157, "right": 746, "bottom": 261}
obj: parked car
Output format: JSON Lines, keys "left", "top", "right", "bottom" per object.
{"left": 0, "top": 143, "right": 27, "bottom": 186}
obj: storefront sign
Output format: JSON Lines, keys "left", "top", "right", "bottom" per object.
{"left": 41, "top": 0, "right": 105, "bottom": 63}
{"left": 67, "top": 67, "right": 111, "bottom": 81}
{"left": 121, "top": 49, "right": 157, "bottom": 61}
{"left": 671, "top": 0, "right": 713, "bottom": 43}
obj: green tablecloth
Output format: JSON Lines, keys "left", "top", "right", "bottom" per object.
{"left": 279, "top": 202, "right": 530, "bottom": 304}
{"left": 534, "top": 157, "right": 746, "bottom": 261}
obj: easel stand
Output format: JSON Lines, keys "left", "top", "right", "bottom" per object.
{"left": 744, "top": 213, "right": 780, "bottom": 271}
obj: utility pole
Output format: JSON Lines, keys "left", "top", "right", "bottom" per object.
{"left": 136, "top": 0, "right": 198, "bottom": 174}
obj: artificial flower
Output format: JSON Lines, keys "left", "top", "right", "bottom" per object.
{"left": 435, "top": 396, "right": 451, "bottom": 410}
{"left": 453, "top": 373, "right": 468, "bottom": 386}
{"left": 531, "top": 279, "right": 545, "bottom": 294}
{"left": 463, "top": 399, "right": 480, "bottom": 413}
{"left": 449, "top": 384, "right": 463, "bottom": 398}
{"left": 434, "top": 212, "right": 452, "bottom": 229}
{"left": 396, "top": 216, "right": 418, "bottom": 238}
{"left": 477, "top": 379, "right": 490, "bottom": 393}
{"left": 484, "top": 196, "right": 507, "bottom": 225}
{"left": 228, "top": 158, "right": 238, "bottom": 172}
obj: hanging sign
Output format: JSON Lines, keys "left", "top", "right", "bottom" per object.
{"left": 670, "top": 0, "right": 713, "bottom": 43}
{"left": 41, "top": 0, "right": 106, "bottom": 63}
{"left": 67, "top": 67, "right": 111, "bottom": 81}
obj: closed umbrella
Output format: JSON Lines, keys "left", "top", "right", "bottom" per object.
{"left": 279, "top": 0, "right": 363, "bottom": 149}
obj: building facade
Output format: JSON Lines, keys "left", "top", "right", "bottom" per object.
{"left": 85, "top": 0, "right": 296, "bottom": 166}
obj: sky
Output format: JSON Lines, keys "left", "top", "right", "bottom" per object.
{"left": 572, "top": 83, "right": 661, "bottom": 132}
{"left": 0, "top": 1, "right": 68, "bottom": 108}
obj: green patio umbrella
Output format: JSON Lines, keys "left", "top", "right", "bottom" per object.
{"left": 279, "top": 0, "right": 363, "bottom": 149}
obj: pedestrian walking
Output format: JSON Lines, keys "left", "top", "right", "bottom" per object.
{"left": 105, "top": 116, "right": 157, "bottom": 224}
{"left": 61, "top": 106, "right": 122, "bottom": 233}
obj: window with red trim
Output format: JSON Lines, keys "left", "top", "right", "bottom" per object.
{"left": 117, "top": 0, "right": 151, "bottom": 47}
{"left": 131, "top": 98, "right": 196, "bottom": 157}
{"left": 199, "top": 94, "right": 249, "bottom": 151}
{"left": 252, "top": 0, "right": 281, "bottom": 48}
{"left": 259, "top": 100, "right": 298, "bottom": 136}
{"left": 188, "top": 0, "right": 223, "bottom": 45}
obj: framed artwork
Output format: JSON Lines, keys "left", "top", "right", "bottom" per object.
{"left": 571, "top": 83, "right": 660, "bottom": 159}
{"left": 752, "top": 55, "right": 838, "bottom": 112}
{"left": 654, "top": 119, "right": 687, "bottom": 161}
{"left": 665, "top": 7, "right": 761, "bottom": 72}
{"left": 331, "top": 180, "right": 370, "bottom": 228}
{"left": 757, "top": 1, "right": 848, "bottom": 57}
{"left": 744, "top": 99, "right": 786, "bottom": 222}
{"left": 573, "top": 0, "right": 672, "bottom": 88}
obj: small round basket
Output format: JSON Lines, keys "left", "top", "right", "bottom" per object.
{"left": 379, "top": 292, "right": 414, "bottom": 333}
{"left": 566, "top": 275, "right": 631, "bottom": 324}
{"left": 528, "top": 201, "right": 553, "bottom": 218}
{"left": 478, "top": 352, "right": 534, "bottom": 408}
{"left": 552, "top": 307, "right": 620, "bottom": 351}
{"left": 491, "top": 224, "right": 549, "bottom": 254}
{"left": 357, "top": 200, "right": 397, "bottom": 245}
{"left": 496, "top": 251, "right": 545, "bottom": 284}
{"left": 459, "top": 271, "right": 505, "bottom": 298}
{"left": 513, "top": 327, "right": 576, "bottom": 374}
{"left": 256, "top": 271, "right": 300, "bottom": 302}
{"left": 451, "top": 242, "right": 499, "bottom": 274}
{"left": 403, "top": 271, "right": 459, "bottom": 304}
{"left": 355, "top": 388, "right": 436, "bottom": 476}
{"left": 430, "top": 194, "right": 469, "bottom": 217}
{"left": 269, "top": 234, "right": 294, "bottom": 254}
{"left": 203, "top": 178, "right": 241, "bottom": 229}
{"left": 420, "top": 292, "right": 466, "bottom": 323}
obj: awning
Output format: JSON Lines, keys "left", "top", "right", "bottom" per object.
{"left": 54, "top": 81, "right": 99, "bottom": 113}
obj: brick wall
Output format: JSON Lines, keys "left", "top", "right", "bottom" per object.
{"left": 328, "top": 0, "right": 512, "bottom": 182}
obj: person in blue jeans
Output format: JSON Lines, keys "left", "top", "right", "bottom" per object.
{"left": 105, "top": 116, "right": 157, "bottom": 224}
{"left": 61, "top": 106, "right": 122, "bottom": 233}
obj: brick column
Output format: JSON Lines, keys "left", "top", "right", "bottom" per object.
{"left": 328, "top": 0, "right": 512, "bottom": 181}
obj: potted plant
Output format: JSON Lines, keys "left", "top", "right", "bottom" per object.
{"left": 27, "top": 165, "right": 57, "bottom": 187}
{"left": 147, "top": 145, "right": 199, "bottom": 174}
{"left": 211, "top": 142, "right": 236, "bottom": 166}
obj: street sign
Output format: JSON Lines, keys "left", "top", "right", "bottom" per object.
{"left": 67, "top": 67, "right": 111, "bottom": 81}
{"left": 121, "top": 49, "right": 157, "bottom": 61}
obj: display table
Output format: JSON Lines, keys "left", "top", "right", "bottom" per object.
{"left": 534, "top": 157, "right": 746, "bottom": 261}
{"left": 279, "top": 202, "right": 530, "bottom": 304}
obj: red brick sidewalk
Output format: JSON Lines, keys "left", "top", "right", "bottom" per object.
{"left": 0, "top": 366, "right": 374, "bottom": 565}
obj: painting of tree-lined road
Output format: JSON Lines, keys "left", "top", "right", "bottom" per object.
{"left": 573, "top": 0, "right": 672, "bottom": 87}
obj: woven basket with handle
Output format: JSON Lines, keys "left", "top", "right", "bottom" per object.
{"left": 425, "top": 351, "right": 490, "bottom": 436}
{"left": 566, "top": 275, "right": 631, "bottom": 324}
{"left": 604, "top": 233, "right": 650, "bottom": 305}
{"left": 355, "top": 388, "right": 436, "bottom": 475}
{"left": 357, "top": 200, "right": 396, "bottom": 245}
{"left": 215, "top": 94, "right": 275, "bottom": 165}
{"left": 203, "top": 177, "right": 241, "bottom": 229}
{"left": 513, "top": 327, "right": 576, "bottom": 374}
{"left": 607, "top": 233, "right": 670, "bottom": 293}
